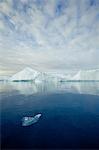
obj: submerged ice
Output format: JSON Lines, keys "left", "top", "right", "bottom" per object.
{"left": 22, "top": 114, "right": 41, "bottom": 126}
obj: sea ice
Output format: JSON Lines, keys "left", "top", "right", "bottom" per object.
{"left": 22, "top": 114, "right": 41, "bottom": 126}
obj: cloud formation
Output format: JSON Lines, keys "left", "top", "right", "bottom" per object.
{"left": 0, "top": 0, "right": 99, "bottom": 75}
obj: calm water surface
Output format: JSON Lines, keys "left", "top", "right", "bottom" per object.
{"left": 1, "top": 81, "right": 99, "bottom": 149}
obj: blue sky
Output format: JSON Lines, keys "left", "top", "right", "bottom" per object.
{"left": 0, "top": 0, "right": 99, "bottom": 75}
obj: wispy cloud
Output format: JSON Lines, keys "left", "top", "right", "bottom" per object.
{"left": 0, "top": 0, "right": 99, "bottom": 75}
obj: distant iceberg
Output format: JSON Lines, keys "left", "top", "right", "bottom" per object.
{"left": 22, "top": 114, "right": 41, "bottom": 126}
{"left": 9, "top": 67, "right": 64, "bottom": 82}
{"left": 71, "top": 69, "right": 99, "bottom": 81}
{"left": 10, "top": 67, "right": 40, "bottom": 81}
{"left": 9, "top": 68, "right": 99, "bottom": 82}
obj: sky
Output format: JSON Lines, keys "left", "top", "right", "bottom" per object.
{"left": 0, "top": 0, "right": 99, "bottom": 75}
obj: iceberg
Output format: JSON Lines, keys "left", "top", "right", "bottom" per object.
{"left": 34, "top": 69, "right": 99, "bottom": 82}
{"left": 22, "top": 114, "right": 41, "bottom": 126}
{"left": 9, "top": 67, "right": 64, "bottom": 82}
{"left": 9, "top": 68, "right": 99, "bottom": 82}
{"left": 10, "top": 67, "right": 40, "bottom": 81}
{"left": 35, "top": 72, "right": 61, "bottom": 83}
{"left": 72, "top": 69, "right": 99, "bottom": 81}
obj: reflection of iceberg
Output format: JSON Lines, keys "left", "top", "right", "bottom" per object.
{"left": 0, "top": 81, "right": 99, "bottom": 96}
{"left": 10, "top": 82, "right": 38, "bottom": 95}
{"left": 9, "top": 81, "right": 58, "bottom": 95}
{"left": 58, "top": 82, "right": 99, "bottom": 95}
{"left": 22, "top": 114, "right": 41, "bottom": 126}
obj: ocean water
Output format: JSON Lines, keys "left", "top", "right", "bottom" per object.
{"left": 0, "top": 81, "right": 99, "bottom": 149}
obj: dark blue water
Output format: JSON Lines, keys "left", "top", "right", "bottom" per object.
{"left": 1, "top": 82, "right": 99, "bottom": 149}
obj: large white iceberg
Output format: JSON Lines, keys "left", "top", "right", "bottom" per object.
{"left": 72, "top": 69, "right": 99, "bottom": 81}
{"left": 34, "top": 72, "right": 64, "bottom": 83}
{"left": 9, "top": 67, "right": 64, "bottom": 82}
{"left": 9, "top": 67, "right": 99, "bottom": 82}
{"left": 10, "top": 67, "right": 40, "bottom": 81}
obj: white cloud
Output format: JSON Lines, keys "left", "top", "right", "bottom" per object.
{"left": 0, "top": 0, "right": 99, "bottom": 75}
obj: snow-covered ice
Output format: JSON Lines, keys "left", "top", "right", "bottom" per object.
{"left": 7, "top": 67, "right": 99, "bottom": 82}
{"left": 72, "top": 69, "right": 99, "bottom": 81}
{"left": 10, "top": 67, "right": 40, "bottom": 81}
{"left": 22, "top": 114, "right": 41, "bottom": 126}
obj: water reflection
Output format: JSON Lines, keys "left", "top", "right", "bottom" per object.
{"left": 0, "top": 81, "right": 99, "bottom": 96}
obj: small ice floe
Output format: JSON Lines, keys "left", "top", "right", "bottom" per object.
{"left": 22, "top": 114, "right": 41, "bottom": 126}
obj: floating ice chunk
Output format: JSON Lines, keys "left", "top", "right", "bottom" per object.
{"left": 22, "top": 114, "right": 41, "bottom": 126}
